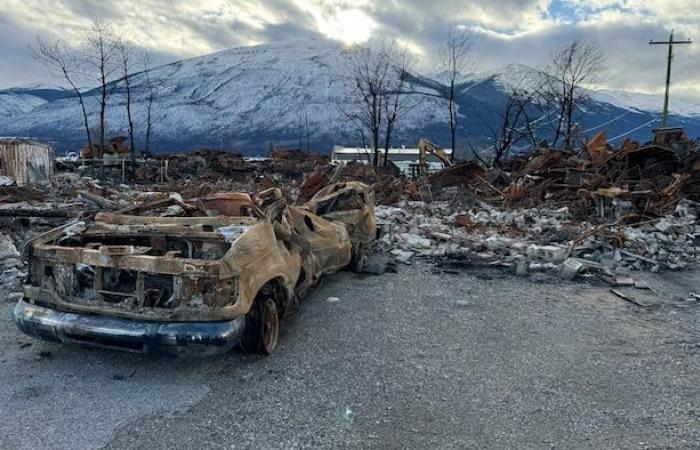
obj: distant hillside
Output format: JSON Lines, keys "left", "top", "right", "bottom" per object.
{"left": 0, "top": 39, "right": 697, "bottom": 155}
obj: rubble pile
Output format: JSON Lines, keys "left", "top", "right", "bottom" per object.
{"left": 375, "top": 197, "right": 700, "bottom": 279}
{"left": 163, "top": 150, "right": 254, "bottom": 181}
{"left": 492, "top": 130, "right": 700, "bottom": 219}
{"left": 58, "top": 148, "right": 332, "bottom": 186}
{"left": 361, "top": 128, "right": 700, "bottom": 279}
{"left": 295, "top": 161, "right": 402, "bottom": 204}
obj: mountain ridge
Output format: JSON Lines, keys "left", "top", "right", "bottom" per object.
{"left": 0, "top": 39, "right": 697, "bottom": 154}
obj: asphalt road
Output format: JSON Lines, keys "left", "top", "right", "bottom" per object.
{"left": 0, "top": 263, "right": 698, "bottom": 449}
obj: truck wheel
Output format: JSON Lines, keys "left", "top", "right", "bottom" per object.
{"left": 241, "top": 297, "right": 279, "bottom": 354}
{"left": 350, "top": 243, "right": 365, "bottom": 273}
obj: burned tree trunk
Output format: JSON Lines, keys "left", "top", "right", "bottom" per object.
{"left": 117, "top": 38, "right": 136, "bottom": 180}
{"left": 438, "top": 26, "right": 473, "bottom": 162}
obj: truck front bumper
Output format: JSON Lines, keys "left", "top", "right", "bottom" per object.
{"left": 14, "top": 299, "right": 246, "bottom": 357}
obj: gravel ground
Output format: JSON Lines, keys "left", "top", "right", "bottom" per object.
{"left": 0, "top": 262, "right": 698, "bottom": 449}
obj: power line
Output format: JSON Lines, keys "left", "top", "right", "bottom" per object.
{"left": 607, "top": 118, "right": 657, "bottom": 142}
{"left": 582, "top": 110, "right": 631, "bottom": 133}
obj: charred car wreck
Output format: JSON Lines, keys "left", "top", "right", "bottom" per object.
{"left": 14, "top": 182, "right": 377, "bottom": 356}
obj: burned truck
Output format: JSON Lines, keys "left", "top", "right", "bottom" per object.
{"left": 14, "top": 182, "right": 377, "bottom": 356}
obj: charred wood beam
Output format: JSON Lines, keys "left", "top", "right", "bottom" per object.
{"left": 0, "top": 208, "right": 80, "bottom": 218}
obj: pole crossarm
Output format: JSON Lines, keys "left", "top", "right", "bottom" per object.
{"left": 649, "top": 39, "right": 692, "bottom": 45}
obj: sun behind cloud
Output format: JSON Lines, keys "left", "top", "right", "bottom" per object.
{"left": 319, "top": 8, "right": 377, "bottom": 45}
{"left": 293, "top": 0, "right": 377, "bottom": 46}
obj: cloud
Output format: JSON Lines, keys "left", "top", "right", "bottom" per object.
{"left": 0, "top": 0, "right": 698, "bottom": 99}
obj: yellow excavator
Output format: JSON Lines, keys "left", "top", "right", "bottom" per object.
{"left": 410, "top": 138, "right": 452, "bottom": 177}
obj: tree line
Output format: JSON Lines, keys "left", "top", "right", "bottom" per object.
{"left": 344, "top": 27, "right": 606, "bottom": 168}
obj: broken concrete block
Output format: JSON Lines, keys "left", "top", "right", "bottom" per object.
{"left": 513, "top": 256, "right": 529, "bottom": 276}
{"left": 398, "top": 233, "right": 432, "bottom": 250}
{"left": 408, "top": 236, "right": 433, "bottom": 250}
{"left": 527, "top": 244, "right": 567, "bottom": 263}
{"left": 654, "top": 219, "right": 673, "bottom": 233}
{"left": 634, "top": 280, "right": 651, "bottom": 290}
{"left": 485, "top": 236, "right": 514, "bottom": 251}
{"left": 613, "top": 276, "right": 635, "bottom": 287}
{"left": 391, "top": 249, "right": 414, "bottom": 264}
{"left": 559, "top": 258, "right": 587, "bottom": 281}
{"left": 431, "top": 232, "right": 452, "bottom": 242}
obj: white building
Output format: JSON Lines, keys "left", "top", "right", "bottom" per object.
{"left": 330, "top": 146, "right": 452, "bottom": 175}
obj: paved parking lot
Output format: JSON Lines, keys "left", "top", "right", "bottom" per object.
{"left": 1, "top": 263, "right": 698, "bottom": 449}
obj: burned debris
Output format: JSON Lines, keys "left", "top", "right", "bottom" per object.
{"left": 0, "top": 126, "right": 698, "bottom": 356}
{"left": 373, "top": 128, "right": 700, "bottom": 284}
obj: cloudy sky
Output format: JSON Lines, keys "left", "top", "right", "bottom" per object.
{"left": 0, "top": 0, "right": 698, "bottom": 99}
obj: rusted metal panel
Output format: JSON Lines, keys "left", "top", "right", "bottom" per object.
{"left": 586, "top": 131, "right": 610, "bottom": 164}
{"left": 428, "top": 161, "right": 485, "bottom": 189}
{"left": 189, "top": 193, "right": 255, "bottom": 217}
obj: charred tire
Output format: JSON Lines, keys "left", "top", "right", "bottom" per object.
{"left": 350, "top": 243, "right": 366, "bottom": 273}
{"left": 241, "top": 297, "right": 280, "bottom": 355}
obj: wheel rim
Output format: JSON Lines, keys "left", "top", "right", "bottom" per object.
{"left": 260, "top": 299, "right": 279, "bottom": 354}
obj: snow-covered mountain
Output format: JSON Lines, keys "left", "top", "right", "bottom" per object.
{"left": 0, "top": 92, "right": 47, "bottom": 117}
{"left": 0, "top": 39, "right": 698, "bottom": 154}
{"left": 591, "top": 89, "right": 700, "bottom": 117}
{"left": 0, "top": 85, "right": 73, "bottom": 118}
{"left": 466, "top": 63, "right": 700, "bottom": 118}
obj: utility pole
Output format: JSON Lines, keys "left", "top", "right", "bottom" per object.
{"left": 649, "top": 30, "right": 692, "bottom": 128}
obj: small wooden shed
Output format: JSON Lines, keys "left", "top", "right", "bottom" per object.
{"left": 0, "top": 138, "right": 54, "bottom": 185}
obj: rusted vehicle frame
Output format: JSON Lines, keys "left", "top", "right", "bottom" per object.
{"left": 15, "top": 183, "right": 376, "bottom": 356}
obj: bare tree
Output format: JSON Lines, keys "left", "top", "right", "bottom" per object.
{"left": 491, "top": 88, "right": 537, "bottom": 167}
{"left": 541, "top": 40, "right": 606, "bottom": 149}
{"left": 116, "top": 36, "right": 136, "bottom": 178}
{"left": 437, "top": 26, "right": 473, "bottom": 162}
{"left": 478, "top": 74, "right": 539, "bottom": 167}
{"left": 142, "top": 52, "right": 159, "bottom": 158}
{"left": 296, "top": 111, "right": 304, "bottom": 150}
{"left": 347, "top": 40, "right": 393, "bottom": 166}
{"left": 83, "top": 20, "right": 119, "bottom": 164}
{"left": 34, "top": 37, "right": 93, "bottom": 150}
{"left": 382, "top": 46, "right": 420, "bottom": 167}
{"left": 335, "top": 100, "right": 370, "bottom": 160}
{"left": 304, "top": 110, "right": 311, "bottom": 153}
